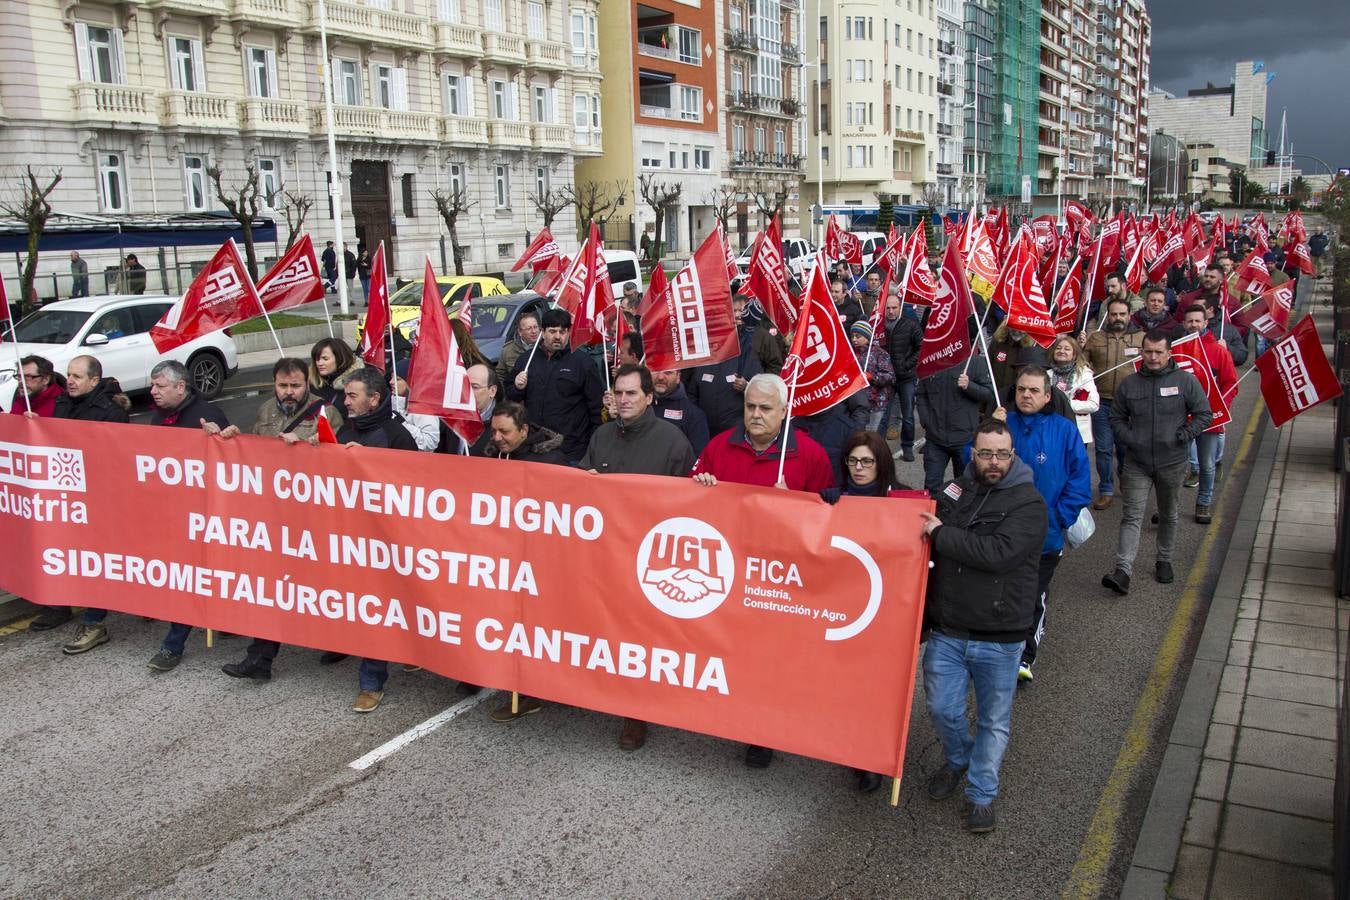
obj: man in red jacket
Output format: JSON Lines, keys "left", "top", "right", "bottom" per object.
{"left": 1179, "top": 304, "right": 1236, "bottom": 524}
{"left": 691, "top": 372, "right": 832, "bottom": 769}
{"left": 7, "top": 355, "right": 66, "bottom": 417}
{"left": 690, "top": 373, "right": 834, "bottom": 492}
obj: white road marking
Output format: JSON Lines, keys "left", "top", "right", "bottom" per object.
{"left": 348, "top": 689, "right": 499, "bottom": 771}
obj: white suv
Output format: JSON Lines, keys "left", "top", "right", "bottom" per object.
{"left": 0, "top": 294, "right": 238, "bottom": 412}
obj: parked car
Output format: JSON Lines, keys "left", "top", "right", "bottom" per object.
{"left": 602, "top": 250, "right": 643, "bottom": 300}
{"left": 400, "top": 292, "right": 551, "bottom": 365}
{"left": 733, "top": 236, "right": 815, "bottom": 284}
{"left": 356, "top": 274, "right": 509, "bottom": 344}
{"left": 0, "top": 294, "right": 239, "bottom": 412}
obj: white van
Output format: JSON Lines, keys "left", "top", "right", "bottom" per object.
{"left": 604, "top": 250, "right": 643, "bottom": 301}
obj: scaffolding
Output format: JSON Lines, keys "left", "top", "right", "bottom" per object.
{"left": 986, "top": 0, "right": 1040, "bottom": 199}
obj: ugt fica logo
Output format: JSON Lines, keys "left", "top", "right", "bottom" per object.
{"left": 635, "top": 517, "right": 734, "bottom": 619}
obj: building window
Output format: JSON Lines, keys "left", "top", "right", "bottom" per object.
{"left": 694, "top": 147, "right": 711, "bottom": 170}
{"left": 677, "top": 27, "right": 700, "bottom": 66}
{"left": 526, "top": 0, "right": 545, "bottom": 38}
{"left": 97, "top": 152, "right": 127, "bottom": 212}
{"left": 374, "top": 64, "right": 394, "bottom": 108}
{"left": 534, "top": 166, "right": 549, "bottom": 197}
{"left": 774, "top": 129, "right": 785, "bottom": 156}
{"left": 532, "top": 85, "right": 553, "bottom": 123}
{"left": 401, "top": 173, "right": 416, "bottom": 217}
{"left": 444, "top": 73, "right": 473, "bottom": 116}
{"left": 570, "top": 10, "right": 597, "bottom": 66}
{"left": 75, "top": 23, "right": 125, "bottom": 84}
{"left": 184, "top": 155, "right": 209, "bottom": 212}
{"left": 589, "top": 93, "right": 600, "bottom": 128}
{"left": 337, "top": 59, "right": 361, "bottom": 105}
{"left": 678, "top": 85, "right": 701, "bottom": 122}
{"left": 484, "top": 0, "right": 505, "bottom": 31}
{"left": 449, "top": 163, "right": 464, "bottom": 196}
{"left": 169, "top": 37, "right": 204, "bottom": 91}
{"left": 574, "top": 94, "right": 591, "bottom": 142}
{"left": 754, "top": 125, "right": 765, "bottom": 152}
{"left": 246, "top": 47, "right": 276, "bottom": 98}
{"left": 733, "top": 123, "right": 745, "bottom": 153}
{"left": 491, "top": 79, "right": 516, "bottom": 119}
{"left": 257, "top": 157, "right": 281, "bottom": 204}
{"left": 494, "top": 164, "right": 511, "bottom": 208}
{"left": 641, "top": 141, "right": 662, "bottom": 168}
{"left": 437, "top": 0, "right": 460, "bottom": 22}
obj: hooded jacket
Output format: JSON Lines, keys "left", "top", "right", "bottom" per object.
{"left": 927, "top": 456, "right": 1048, "bottom": 642}
{"left": 580, "top": 407, "right": 694, "bottom": 476}
{"left": 1109, "top": 359, "right": 1213, "bottom": 473}
{"left": 335, "top": 394, "right": 418, "bottom": 451}
{"left": 1006, "top": 404, "right": 1093, "bottom": 555}
{"left": 52, "top": 378, "right": 130, "bottom": 423}
{"left": 483, "top": 424, "right": 569, "bottom": 465}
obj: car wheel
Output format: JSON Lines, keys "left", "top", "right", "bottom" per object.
{"left": 187, "top": 352, "right": 226, "bottom": 400}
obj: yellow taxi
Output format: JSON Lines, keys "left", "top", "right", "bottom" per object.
{"left": 356, "top": 274, "right": 509, "bottom": 343}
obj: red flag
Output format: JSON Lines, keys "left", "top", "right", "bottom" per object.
{"left": 1082, "top": 233, "right": 1107, "bottom": 310}
{"left": 743, "top": 215, "right": 798, "bottom": 333}
{"left": 1287, "top": 241, "right": 1315, "bottom": 276}
{"left": 1064, "top": 199, "right": 1093, "bottom": 235}
{"left": 1121, "top": 214, "right": 1140, "bottom": 266}
{"left": 639, "top": 229, "right": 738, "bottom": 372}
{"left": 510, "top": 227, "right": 560, "bottom": 272}
{"left": 532, "top": 252, "right": 571, "bottom": 297}
{"left": 1182, "top": 212, "right": 1205, "bottom": 253}
{"left": 1146, "top": 231, "right": 1185, "bottom": 285}
{"left": 405, "top": 258, "right": 483, "bottom": 445}
{"left": 876, "top": 223, "right": 907, "bottom": 280}
{"left": 1171, "top": 334, "right": 1232, "bottom": 433}
{"left": 900, "top": 225, "right": 937, "bottom": 306}
{"left": 556, "top": 223, "right": 610, "bottom": 349}
{"left": 1122, "top": 236, "right": 1146, "bottom": 295}
{"left": 965, "top": 220, "right": 1000, "bottom": 299}
{"left": 150, "top": 239, "right": 262, "bottom": 353}
{"left": 0, "top": 270, "right": 9, "bottom": 325}
{"left": 1051, "top": 252, "right": 1085, "bottom": 335}
{"left": 256, "top": 234, "right": 324, "bottom": 314}
{"left": 720, "top": 224, "right": 740, "bottom": 284}
{"left": 916, "top": 239, "right": 976, "bottom": 379}
{"left": 315, "top": 407, "right": 339, "bottom": 444}
{"left": 1256, "top": 316, "right": 1342, "bottom": 427}
{"left": 1232, "top": 287, "right": 1292, "bottom": 341}
{"left": 1233, "top": 249, "right": 1273, "bottom": 295}
{"left": 824, "top": 216, "right": 862, "bottom": 265}
{"left": 1190, "top": 231, "right": 1219, "bottom": 272}
{"left": 356, "top": 243, "right": 391, "bottom": 371}
{"left": 1099, "top": 215, "right": 1122, "bottom": 268}
{"left": 996, "top": 229, "right": 1055, "bottom": 347}
{"left": 780, "top": 254, "right": 868, "bottom": 416}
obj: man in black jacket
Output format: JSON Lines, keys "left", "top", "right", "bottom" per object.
{"left": 884, "top": 292, "right": 923, "bottom": 457}
{"left": 508, "top": 307, "right": 604, "bottom": 462}
{"left": 32, "top": 356, "right": 131, "bottom": 639}
{"left": 652, "top": 367, "right": 710, "bottom": 457}
{"left": 1103, "top": 330, "right": 1213, "bottom": 594}
{"left": 921, "top": 419, "right": 1048, "bottom": 834}
{"left": 916, "top": 360, "right": 995, "bottom": 494}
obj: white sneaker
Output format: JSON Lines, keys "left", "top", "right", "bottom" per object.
{"left": 1017, "top": 662, "right": 1034, "bottom": 683}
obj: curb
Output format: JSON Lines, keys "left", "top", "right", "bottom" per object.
{"left": 232, "top": 322, "right": 332, "bottom": 354}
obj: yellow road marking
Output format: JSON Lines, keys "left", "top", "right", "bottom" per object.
{"left": 1062, "top": 398, "right": 1265, "bottom": 898}
{"left": 0, "top": 616, "right": 39, "bottom": 636}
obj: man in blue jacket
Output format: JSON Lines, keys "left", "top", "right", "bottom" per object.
{"left": 1004, "top": 367, "right": 1092, "bottom": 683}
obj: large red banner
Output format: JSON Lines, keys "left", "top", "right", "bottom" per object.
{"left": 0, "top": 417, "right": 932, "bottom": 779}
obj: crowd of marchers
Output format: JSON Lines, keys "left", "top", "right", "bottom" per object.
{"left": 5, "top": 223, "right": 1311, "bottom": 836}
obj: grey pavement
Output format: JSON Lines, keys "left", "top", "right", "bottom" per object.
{"left": 0, "top": 276, "right": 1292, "bottom": 897}
{"left": 1125, "top": 277, "right": 1342, "bottom": 899}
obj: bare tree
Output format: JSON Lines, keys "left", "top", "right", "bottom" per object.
{"left": 0, "top": 166, "right": 62, "bottom": 308}
{"left": 919, "top": 182, "right": 945, "bottom": 210}
{"left": 278, "top": 190, "right": 314, "bottom": 251}
{"left": 430, "top": 186, "right": 476, "bottom": 275}
{"left": 637, "top": 174, "right": 683, "bottom": 257}
{"left": 707, "top": 185, "right": 738, "bottom": 232}
{"left": 526, "top": 186, "right": 573, "bottom": 229}
{"left": 751, "top": 181, "right": 787, "bottom": 225}
{"left": 208, "top": 163, "right": 268, "bottom": 279}
{"left": 564, "top": 180, "right": 627, "bottom": 235}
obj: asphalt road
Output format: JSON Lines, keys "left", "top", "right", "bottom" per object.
{"left": 3, "top": 324, "right": 1276, "bottom": 899}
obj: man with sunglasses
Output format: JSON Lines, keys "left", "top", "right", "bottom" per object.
{"left": 920, "top": 419, "right": 1047, "bottom": 834}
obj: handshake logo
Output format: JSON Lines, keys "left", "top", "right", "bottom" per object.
{"left": 636, "top": 517, "right": 734, "bottom": 620}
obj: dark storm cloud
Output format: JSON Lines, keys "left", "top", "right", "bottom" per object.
{"left": 1146, "top": 0, "right": 1350, "bottom": 167}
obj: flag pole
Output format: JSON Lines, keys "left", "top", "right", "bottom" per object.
{"left": 974, "top": 321, "right": 1000, "bottom": 402}
{"left": 961, "top": 297, "right": 995, "bottom": 376}
{"left": 235, "top": 239, "right": 285, "bottom": 356}
{"left": 4, "top": 311, "right": 32, "bottom": 414}
{"left": 383, "top": 241, "right": 397, "bottom": 375}
{"left": 776, "top": 369, "right": 800, "bottom": 485}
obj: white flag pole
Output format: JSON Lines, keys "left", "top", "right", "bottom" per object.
{"left": 5, "top": 317, "right": 32, "bottom": 414}
{"left": 776, "top": 369, "right": 801, "bottom": 486}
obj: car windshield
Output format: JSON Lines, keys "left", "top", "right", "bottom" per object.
{"left": 451, "top": 301, "right": 514, "bottom": 341}
{"left": 389, "top": 280, "right": 456, "bottom": 307}
{"left": 12, "top": 309, "right": 91, "bottom": 344}
{"left": 607, "top": 259, "right": 638, "bottom": 285}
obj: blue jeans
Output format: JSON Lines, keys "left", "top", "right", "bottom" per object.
{"left": 1091, "top": 399, "right": 1116, "bottom": 496}
{"left": 893, "top": 379, "right": 917, "bottom": 447}
{"left": 923, "top": 632, "right": 1024, "bottom": 805}
{"left": 83, "top": 608, "right": 108, "bottom": 625}
{"left": 1194, "top": 431, "right": 1222, "bottom": 507}
{"left": 359, "top": 658, "right": 388, "bottom": 692}
{"left": 923, "top": 442, "right": 965, "bottom": 494}
{"left": 162, "top": 622, "right": 192, "bottom": 656}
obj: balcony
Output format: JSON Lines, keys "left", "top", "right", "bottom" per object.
{"left": 434, "top": 22, "right": 482, "bottom": 56}
{"left": 228, "top": 0, "right": 295, "bottom": 27}
{"left": 384, "top": 110, "right": 440, "bottom": 141}
{"left": 483, "top": 32, "right": 527, "bottom": 65}
{"left": 162, "top": 89, "right": 237, "bottom": 130}
{"left": 70, "top": 82, "right": 159, "bottom": 127}
{"left": 779, "top": 0, "right": 798, "bottom": 9}
{"left": 725, "top": 29, "right": 756, "bottom": 52}
{"left": 439, "top": 115, "right": 488, "bottom": 145}
{"left": 937, "top": 79, "right": 955, "bottom": 96}
{"left": 780, "top": 43, "right": 801, "bottom": 63}
{"left": 725, "top": 91, "right": 801, "bottom": 117}
{"left": 144, "top": 0, "right": 229, "bottom": 14}
{"left": 488, "top": 120, "right": 531, "bottom": 146}
{"left": 936, "top": 122, "right": 953, "bottom": 136}
{"left": 937, "top": 39, "right": 955, "bottom": 55}
{"left": 526, "top": 39, "right": 568, "bottom": 70}
{"left": 729, "top": 151, "right": 804, "bottom": 171}
{"left": 316, "top": 0, "right": 431, "bottom": 50}
{"left": 573, "top": 127, "right": 603, "bottom": 154}
{"left": 937, "top": 162, "right": 954, "bottom": 175}
{"left": 531, "top": 123, "right": 570, "bottom": 150}
{"left": 239, "top": 97, "right": 307, "bottom": 134}
{"left": 310, "top": 105, "right": 437, "bottom": 142}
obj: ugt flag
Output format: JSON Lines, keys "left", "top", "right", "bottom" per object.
{"left": 780, "top": 254, "right": 868, "bottom": 416}
{"left": 1256, "top": 316, "right": 1343, "bottom": 427}
{"left": 916, "top": 238, "right": 976, "bottom": 379}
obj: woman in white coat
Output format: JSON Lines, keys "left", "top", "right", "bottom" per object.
{"left": 1049, "top": 336, "right": 1098, "bottom": 449}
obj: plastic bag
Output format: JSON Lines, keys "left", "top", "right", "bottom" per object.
{"left": 1066, "top": 506, "right": 1095, "bottom": 550}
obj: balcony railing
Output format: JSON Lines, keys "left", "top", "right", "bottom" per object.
{"left": 937, "top": 79, "right": 955, "bottom": 96}
{"left": 936, "top": 122, "right": 953, "bottom": 136}
{"left": 144, "top": 0, "right": 229, "bottom": 15}
{"left": 730, "top": 150, "right": 804, "bottom": 170}
{"left": 780, "top": 43, "right": 801, "bottom": 63}
{"left": 439, "top": 115, "right": 488, "bottom": 144}
{"left": 726, "top": 91, "right": 801, "bottom": 117}
{"left": 434, "top": 22, "right": 482, "bottom": 56}
{"left": 239, "top": 97, "right": 307, "bottom": 134}
{"left": 531, "top": 123, "right": 570, "bottom": 150}
{"left": 384, "top": 110, "right": 439, "bottom": 141}
{"left": 895, "top": 128, "right": 924, "bottom": 142}
{"left": 309, "top": 105, "right": 437, "bottom": 141}
{"left": 725, "top": 29, "right": 756, "bottom": 52}
{"left": 316, "top": 0, "right": 431, "bottom": 49}
{"left": 71, "top": 82, "right": 159, "bottom": 126}
{"left": 526, "top": 39, "right": 568, "bottom": 70}
{"left": 162, "top": 89, "right": 237, "bottom": 129}
{"left": 937, "top": 162, "right": 954, "bottom": 175}
{"left": 229, "top": 0, "right": 293, "bottom": 21}
{"left": 937, "top": 38, "right": 955, "bottom": 55}
{"left": 483, "top": 32, "right": 527, "bottom": 64}
{"left": 488, "top": 120, "right": 531, "bottom": 145}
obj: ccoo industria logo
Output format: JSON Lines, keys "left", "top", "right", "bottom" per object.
{"left": 0, "top": 441, "right": 87, "bottom": 492}
{"left": 635, "top": 517, "right": 734, "bottom": 619}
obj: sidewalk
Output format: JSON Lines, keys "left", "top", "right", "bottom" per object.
{"left": 1126, "top": 287, "right": 1342, "bottom": 897}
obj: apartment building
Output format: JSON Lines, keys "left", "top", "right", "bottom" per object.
{"left": 1090, "top": 0, "right": 1150, "bottom": 205}
{"left": 806, "top": 0, "right": 940, "bottom": 215}
{"left": 961, "top": 0, "right": 994, "bottom": 208}
{"left": 0, "top": 0, "right": 603, "bottom": 290}
{"left": 934, "top": 0, "right": 963, "bottom": 206}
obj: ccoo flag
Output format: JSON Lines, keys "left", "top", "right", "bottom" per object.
{"left": 405, "top": 258, "right": 484, "bottom": 445}
{"left": 256, "top": 234, "right": 324, "bottom": 314}
{"left": 639, "top": 229, "right": 738, "bottom": 372}
{"left": 1256, "top": 316, "right": 1343, "bottom": 427}
{"left": 150, "top": 239, "right": 262, "bottom": 353}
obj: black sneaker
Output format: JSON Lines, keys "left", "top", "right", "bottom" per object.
{"left": 901, "top": 447, "right": 916, "bottom": 462}
{"left": 147, "top": 650, "right": 182, "bottom": 672}
{"left": 1102, "top": 569, "right": 1131, "bottom": 595}
{"left": 1184, "top": 471, "right": 1200, "bottom": 489}
{"left": 927, "top": 765, "right": 967, "bottom": 800}
{"left": 29, "top": 607, "right": 73, "bottom": 632}
{"left": 1195, "top": 505, "right": 1212, "bottom": 524}
{"left": 1155, "top": 561, "right": 1174, "bottom": 584}
{"left": 855, "top": 770, "right": 884, "bottom": 793}
{"left": 319, "top": 651, "right": 349, "bottom": 665}
{"left": 222, "top": 659, "right": 272, "bottom": 681}
{"left": 964, "top": 800, "right": 996, "bottom": 833}
{"left": 744, "top": 745, "right": 774, "bottom": 768}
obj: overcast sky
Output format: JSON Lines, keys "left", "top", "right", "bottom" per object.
{"left": 1147, "top": 0, "right": 1350, "bottom": 174}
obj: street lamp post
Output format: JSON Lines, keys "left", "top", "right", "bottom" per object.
{"left": 963, "top": 50, "right": 992, "bottom": 214}
{"left": 317, "top": 0, "right": 349, "bottom": 315}
{"left": 804, "top": 57, "right": 825, "bottom": 248}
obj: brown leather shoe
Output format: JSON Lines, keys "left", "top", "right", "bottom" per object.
{"left": 619, "top": 718, "right": 648, "bottom": 751}
{"left": 490, "top": 695, "right": 542, "bottom": 722}
{"left": 352, "top": 690, "right": 384, "bottom": 713}
{"left": 1092, "top": 495, "right": 1114, "bottom": 511}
